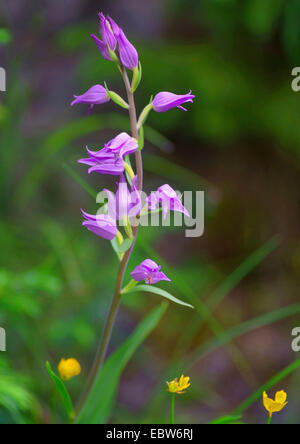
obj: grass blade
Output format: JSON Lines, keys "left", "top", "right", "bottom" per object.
{"left": 232, "top": 358, "right": 300, "bottom": 415}
{"left": 210, "top": 414, "right": 242, "bottom": 425}
{"left": 208, "top": 236, "right": 280, "bottom": 310}
{"left": 188, "top": 302, "right": 300, "bottom": 367}
{"left": 62, "top": 163, "right": 97, "bottom": 199}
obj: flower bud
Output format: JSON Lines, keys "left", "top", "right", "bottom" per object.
{"left": 58, "top": 358, "right": 81, "bottom": 381}
{"left": 116, "top": 29, "right": 139, "bottom": 70}
{"left": 99, "top": 13, "right": 117, "bottom": 50}
{"left": 90, "top": 34, "right": 112, "bottom": 61}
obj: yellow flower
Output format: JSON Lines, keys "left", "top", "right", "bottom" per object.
{"left": 167, "top": 374, "right": 191, "bottom": 394}
{"left": 263, "top": 390, "right": 288, "bottom": 418}
{"left": 58, "top": 358, "right": 81, "bottom": 381}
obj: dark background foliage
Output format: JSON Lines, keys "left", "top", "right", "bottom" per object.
{"left": 0, "top": 0, "right": 300, "bottom": 424}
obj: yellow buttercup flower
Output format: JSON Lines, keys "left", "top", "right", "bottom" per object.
{"left": 263, "top": 390, "right": 287, "bottom": 419}
{"left": 167, "top": 374, "right": 191, "bottom": 394}
{"left": 58, "top": 358, "right": 81, "bottom": 381}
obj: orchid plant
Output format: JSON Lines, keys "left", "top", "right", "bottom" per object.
{"left": 47, "top": 12, "right": 195, "bottom": 423}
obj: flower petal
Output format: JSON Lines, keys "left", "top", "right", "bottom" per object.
{"left": 90, "top": 34, "right": 112, "bottom": 61}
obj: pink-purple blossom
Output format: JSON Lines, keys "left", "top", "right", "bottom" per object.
{"left": 116, "top": 29, "right": 139, "bottom": 70}
{"left": 81, "top": 210, "right": 117, "bottom": 240}
{"left": 131, "top": 259, "right": 171, "bottom": 285}
{"left": 107, "top": 16, "right": 120, "bottom": 37}
{"left": 71, "top": 85, "right": 110, "bottom": 113}
{"left": 91, "top": 13, "right": 139, "bottom": 70}
{"left": 152, "top": 91, "right": 195, "bottom": 113}
{"left": 99, "top": 13, "right": 117, "bottom": 51}
{"left": 148, "top": 184, "right": 190, "bottom": 220}
{"left": 116, "top": 175, "right": 142, "bottom": 220}
{"left": 90, "top": 34, "right": 112, "bottom": 61}
{"left": 92, "top": 175, "right": 141, "bottom": 223}
{"left": 78, "top": 132, "right": 138, "bottom": 176}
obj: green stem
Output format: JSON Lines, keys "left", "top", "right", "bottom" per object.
{"left": 267, "top": 414, "right": 272, "bottom": 424}
{"left": 75, "top": 66, "right": 143, "bottom": 418}
{"left": 170, "top": 393, "right": 175, "bottom": 425}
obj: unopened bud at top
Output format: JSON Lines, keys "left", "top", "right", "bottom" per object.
{"left": 116, "top": 29, "right": 139, "bottom": 70}
{"left": 99, "top": 13, "right": 117, "bottom": 51}
{"left": 91, "top": 12, "right": 139, "bottom": 70}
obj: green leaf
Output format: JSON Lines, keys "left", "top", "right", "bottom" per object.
{"left": 62, "top": 163, "right": 97, "bottom": 199}
{"left": 126, "top": 284, "right": 194, "bottom": 309}
{"left": 188, "top": 302, "right": 300, "bottom": 367}
{"left": 143, "top": 153, "right": 215, "bottom": 193}
{"left": 45, "top": 362, "right": 74, "bottom": 420}
{"left": 207, "top": 236, "right": 280, "bottom": 310}
{"left": 210, "top": 414, "right": 242, "bottom": 425}
{"left": 75, "top": 303, "right": 168, "bottom": 424}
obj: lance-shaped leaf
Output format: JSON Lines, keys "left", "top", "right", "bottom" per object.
{"left": 210, "top": 415, "right": 243, "bottom": 425}
{"left": 125, "top": 284, "right": 194, "bottom": 309}
{"left": 46, "top": 361, "right": 74, "bottom": 420}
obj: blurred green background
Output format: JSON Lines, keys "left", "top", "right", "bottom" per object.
{"left": 0, "top": 0, "right": 300, "bottom": 424}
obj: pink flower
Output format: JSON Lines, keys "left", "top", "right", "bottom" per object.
{"left": 91, "top": 13, "right": 139, "bottom": 70}
{"left": 152, "top": 91, "right": 195, "bottom": 112}
{"left": 148, "top": 184, "right": 190, "bottom": 220}
{"left": 81, "top": 210, "right": 117, "bottom": 241}
{"left": 131, "top": 259, "right": 170, "bottom": 285}
{"left": 78, "top": 132, "right": 138, "bottom": 176}
{"left": 71, "top": 85, "right": 110, "bottom": 113}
